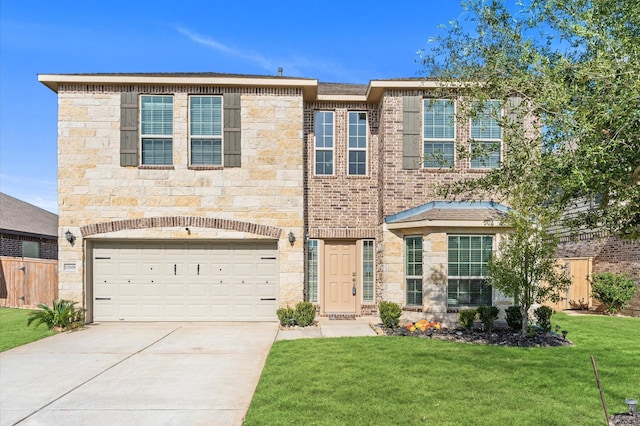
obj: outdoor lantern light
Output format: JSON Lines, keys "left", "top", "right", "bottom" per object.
{"left": 625, "top": 398, "right": 638, "bottom": 416}
{"left": 65, "top": 230, "right": 75, "bottom": 245}
{"left": 288, "top": 231, "right": 295, "bottom": 246}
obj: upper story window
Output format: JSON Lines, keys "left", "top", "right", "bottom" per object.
{"left": 190, "top": 96, "right": 223, "bottom": 166}
{"left": 314, "top": 111, "right": 334, "bottom": 175}
{"left": 470, "top": 100, "right": 502, "bottom": 169}
{"left": 423, "top": 99, "right": 455, "bottom": 168}
{"left": 348, "top": 112, "right": 367, "bottom": 175}
{"left": 141, "top": 95, "right": 173, "bottom": 165}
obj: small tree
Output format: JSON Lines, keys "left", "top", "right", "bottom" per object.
{"left": 591, "top": 272, "right": 637, "bottom": 315}
{"left": 487, "top": 209, "right": 571, "bottom": 335}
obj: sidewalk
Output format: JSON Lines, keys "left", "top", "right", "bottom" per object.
{"left": 275, "top": 317, "right": 380, "bottom": 340}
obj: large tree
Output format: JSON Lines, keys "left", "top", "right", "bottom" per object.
{"left": 420, "top": 0, "right": 640, "bottom": 239}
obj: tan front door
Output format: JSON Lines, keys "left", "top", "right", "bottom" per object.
{"left": 323, "top": 241, "right": 357, "bottom": 313}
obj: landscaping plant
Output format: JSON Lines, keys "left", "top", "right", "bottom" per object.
{"left": 476, "top": 305, "right": 499, "bottom": 331}
{"left": 378, "top": 301, "right": 401, "bottom": 328}
{"left": 534, "top": 306, "right": 553, "bottom": 331}
{"left": 505, "top": 305, "right": 523, "bottom": 332}
{"left": 293, "top": 302, "right": 316, "bottom": 327}
{"left": 590, "top": 272, "right": 638, "bottom": 315}
{"left": 276, "top": 306, "right": 295, "bottom": 326}
{"left": 26, "top": 299, "right": 83, "bottom": 331}
{"left": 458, "top": 309, "right": 477, "bottom": 331}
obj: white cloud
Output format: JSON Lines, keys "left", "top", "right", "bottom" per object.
{"left": 176, "top": 26, "right": 273, "bottom": 72}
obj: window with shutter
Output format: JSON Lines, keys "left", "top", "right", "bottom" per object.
{"left": 140, "top": 95, "right": 173, "bottom": 165}
{"left": 470, "top": 101, "right": 502, "bottom": 169}
{"left": 190, "top": 95, "right": 223, "bottom": 166}
{"left": 423, "top": 99, "right": 455, "bottom": 168}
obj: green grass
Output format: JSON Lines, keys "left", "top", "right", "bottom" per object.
{"left": 245, "top": 313, "right": 640, "bottom": 425}
{"left": 0, "top": 307, "right": 56, "bottom": 352}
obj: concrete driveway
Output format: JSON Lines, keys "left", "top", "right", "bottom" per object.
{"left": 0, "top": 322, "right": 278, "bottom": 426}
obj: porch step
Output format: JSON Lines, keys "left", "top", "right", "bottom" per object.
{"left": 325, "top": 313, "right": 356, "bottom": 320}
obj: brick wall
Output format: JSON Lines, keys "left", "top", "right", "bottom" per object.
{"left": 0, "top": 233, "right": 58, "bottom": 260}
{"left": 557, "top": 234, "right": 640, "bottom": 317}
{"left": 379, "top": 91, "right": 495, "bottom": 218}
{"left": 304, "top": 102, "right": 380, "bottom": 238}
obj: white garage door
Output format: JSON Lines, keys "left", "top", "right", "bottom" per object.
{"left": 92, "top": 241, "right": 278, "bottom": 321}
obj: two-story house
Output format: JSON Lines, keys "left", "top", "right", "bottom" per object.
{"left": 39, "top": 72, "right": 512, "bottom": 324}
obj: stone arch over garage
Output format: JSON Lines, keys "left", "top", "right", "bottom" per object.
{"left": 80, "top": 216, "right": 283, "bottom": 239}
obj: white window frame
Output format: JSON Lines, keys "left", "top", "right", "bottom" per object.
{"left": 314, "top": 111, "right": 334, "bottom": 176}
{"left": 405, "top": 236, "right": 423, "bottom": 306}
{"left": 361, "top": 239, "right": 374, "bottom": 303}
{"left": 306, "top": 239, "right": 319, "bottom": 303}
{"left": 470, "top": 100, "right": 503, "bottom": 169}
{"left": 189, "top": 95, "right": 223, "bottom": 166}
{"left": 447, "top": 234, "right": 494, "bottom": 307}
{"left": 140, "top": 95, "right": 174, "bottom": 166}
{"left": 423, "top": 99, "right": 456, "bottom": 169}
{"left": 348, "top": 111, "right": 368, "bottom": 176}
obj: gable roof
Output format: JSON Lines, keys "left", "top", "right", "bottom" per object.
{"left": 385, "top": 201, "right": 510, "bottom": 229}
{"left": 0, "top": 193, "right": 58, "bottom": 238}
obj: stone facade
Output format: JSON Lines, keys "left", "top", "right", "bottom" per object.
{"left": 55, "top": 84, "right": 304, "bottom": 314}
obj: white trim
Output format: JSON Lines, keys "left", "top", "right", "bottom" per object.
{"left": 469, "top": 100, "right": 503, "bottom": 170}
{"left": 313, "top": 111, "right": 335, "bottom": 176}
{"left": 361, "top": 239, "right": 375, "bottom": 303}
{"left": 347, "top": 111, "right": 368, "bottom": 176}
{"left": 140, "top": 95, "right": 174, "bottom": 166}
{"left": 422, "top": 99, "right": 456, "bottom": 169}
{"left": 188, "top": 94, "right": 224, "bottom": 166}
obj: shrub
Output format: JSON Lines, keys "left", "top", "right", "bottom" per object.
{"left": 505, "top": 306, "right": 523, "bottom": 332}
{"left": 477, "top": 305, "right": 500, "bottom": 331}
{"left": 276, "top": 306, "right": 295, "bottom": 326}
{"left": 533, "top": 305, "right": 553, "bottom": 331}
{"left": 27, "top": 299, "right": 83, "bottom": 331}
{"left": 458, "top": 309, "right": 477, "bottom": 330}
{"left": 591, "top": 272, "right": 638, "bottom": 315}
{"left": 293, "top": 302, "right": 316, "bottom": 327}
{"left": 379, "top": 301, "right": 402, "bottom": 328}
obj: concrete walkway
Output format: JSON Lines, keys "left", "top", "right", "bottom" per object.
{"left": 275, "top": 317, "right": 380, "bottom": 340}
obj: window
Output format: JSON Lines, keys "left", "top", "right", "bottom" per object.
{"left": 348, "top": 112, "right": 367, "bottom": 175}
{"left": 307, "top": 240, "right": 319, "bottom": 302}
{"left": 141, "top": 95, "right": 173, "bottom": 165}
{"left": 22, "top": 241, "right": 39, "bottom": 258}
{"left": 405, "top": 236, "right": 423, "bottom": 305}
{"left": 447, "top": 235, "right": 493, "bottom": 307}
{"left": 423, "top": 99, "right": 455, "bottom": 168}
{"left": 190, "top": 96, "right": 222, "bottom": 165}
{"left": 314, "top": 111, "right": 334, "bottom": 175}
{"left": 470, "top": 101, "right": 502, "bottom": 169}
{"left": 362, "top": 240, "right": 374, "bottom": 302}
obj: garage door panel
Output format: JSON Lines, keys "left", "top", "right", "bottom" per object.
{"left": 93, "top": 241, "right": 278, "bottom": 321}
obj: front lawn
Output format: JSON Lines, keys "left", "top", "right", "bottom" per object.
{"left": 0, "top": 307, "right": 56, "bottom": 352}
{"left": 245, "top": 313, "right": 640, "bottom": 425}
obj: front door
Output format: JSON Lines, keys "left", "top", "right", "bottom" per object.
{"left": 323, "top": 241, "right": 357, "bottom": 313}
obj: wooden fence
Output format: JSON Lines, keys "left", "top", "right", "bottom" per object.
{"left": 0, "top": 256, "right": 58, "bottom": 309}
{"left": 544, "top": 257, "right": 593, "bottom": 312}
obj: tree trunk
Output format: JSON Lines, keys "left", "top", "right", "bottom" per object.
{"left": 520, "top": 306, "right": 529, "bottom": 335}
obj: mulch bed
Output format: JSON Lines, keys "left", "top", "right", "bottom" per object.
{"left": 608, "top": 414, "right": 639, "bottom": 426}
{"left": 376, "top": 325, "right": 573, "bottom": 347}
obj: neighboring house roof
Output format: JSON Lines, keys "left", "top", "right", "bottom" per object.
{"left": 385, "top": 201, "right": 510, "bottom": 229}
{"left": 0, "top": 193, "right": 58, "bottom": 238}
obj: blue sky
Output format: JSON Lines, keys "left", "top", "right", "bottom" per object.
{"left": 0, "top": 0, "right": 469, "bottom": 213}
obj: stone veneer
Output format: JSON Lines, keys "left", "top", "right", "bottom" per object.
{"left": 57, "top": 87, "right": 305, "bottom": 312}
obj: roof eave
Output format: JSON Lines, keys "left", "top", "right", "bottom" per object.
{"left": 38, "top": 74, "right": 319, "bottom": 100}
